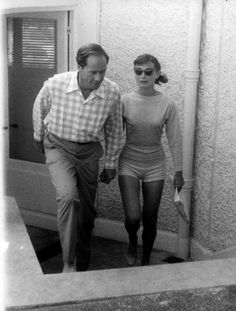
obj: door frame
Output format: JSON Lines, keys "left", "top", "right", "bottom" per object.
{"left": 4, "top": 9, "right": 70, "bottom": 230}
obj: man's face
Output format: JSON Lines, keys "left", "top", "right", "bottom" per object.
{"left": 78, "top": 55, "right": 107, "bottom": 91}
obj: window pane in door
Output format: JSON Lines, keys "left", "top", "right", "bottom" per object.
{"left": 22, "top": 18, "right": 56, "bottom": 69}
{"left": 8, "top": 18, "right": 56, "bottom": 69}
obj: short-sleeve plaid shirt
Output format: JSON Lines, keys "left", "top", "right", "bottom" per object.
{"left": 33, "top": 71, "right": 123, "bottom": 168}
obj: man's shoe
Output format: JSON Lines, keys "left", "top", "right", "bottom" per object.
{"left": 141, "top": 253, "right": 150, "bottom": 266}
{"left": 76, "top": 263, "right": 89, "bottom": 272}
{"left": 141, "top": 259, "right": 150, "bottom": 266}
{"left": 62, "top": 262, "right": 76, "bottom": 273}
{"left": 76, "top": 251, "right": 90, "bottom": 272}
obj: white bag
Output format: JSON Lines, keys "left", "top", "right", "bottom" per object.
{"left": 169, "top": 175, "right": 190, "bottom": 224}
{"left": 173, "top": 188, "right": 190, "bottom": 224}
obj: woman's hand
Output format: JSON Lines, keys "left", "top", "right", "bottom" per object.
{"left": 174, "top": 171, "right": 185, "bottom": 192}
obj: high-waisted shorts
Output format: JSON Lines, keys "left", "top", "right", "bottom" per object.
{"left": 118, "top": 144, "right": 166, "bottom": 182}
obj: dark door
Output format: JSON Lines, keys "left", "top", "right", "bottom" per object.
{"left": 7, "top": 12, "right": 68, "bottom": 163}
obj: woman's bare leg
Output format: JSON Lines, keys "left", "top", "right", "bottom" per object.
{"left": 141, "top": 179, "right": 164, "bottom": 265}
{"left": 119, "top": 175, "right": 141, "bottom": 265}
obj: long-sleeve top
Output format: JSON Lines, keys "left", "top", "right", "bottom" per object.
{"left": 33, "top": 71, "right": 123, "bottom": 169}
{"left": 120, "top": 91, "right": 183, "bottom": 171}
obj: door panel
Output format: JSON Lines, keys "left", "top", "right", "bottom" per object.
{"left": 8, "top": 67, "right": 55, "bottom": 163}
{"left": 7, "top": 11, "right": 68, "bottom": 163}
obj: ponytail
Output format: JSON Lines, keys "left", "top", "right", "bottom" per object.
{"left": 155, "top": 72, "right": 168, "bottom": 85}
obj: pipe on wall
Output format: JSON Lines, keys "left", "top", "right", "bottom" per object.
{"left": 177, "top": 0, "right": 203, "bottom": 258}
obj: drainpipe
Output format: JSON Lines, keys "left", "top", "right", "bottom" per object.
{"left": 177, "top": 0, "right": 203, "bottom": 259}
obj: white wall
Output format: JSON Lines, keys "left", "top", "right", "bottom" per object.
{"left": 98, "top": 0, "right": 190, "bottom": 232}
{"left": 98, "top": 0, "right": 236, "bottom": 256}
{"left": 193, "top": 0, "right": 236, "bottom": 254}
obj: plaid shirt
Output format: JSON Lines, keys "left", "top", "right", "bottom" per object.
{"left": 33, "top": 71, "right": 123, "bottom": 168}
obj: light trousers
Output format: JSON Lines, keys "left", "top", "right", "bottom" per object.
{"left": 44, "top": 133, "right": 103, "bottom": 266}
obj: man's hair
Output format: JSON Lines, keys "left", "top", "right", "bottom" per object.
{"left": 76, "top": 43, "right": 109, "bottom": 68}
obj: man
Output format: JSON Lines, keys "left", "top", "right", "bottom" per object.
{"left": 33, "top": 43, "right": 123, "bottom": 272}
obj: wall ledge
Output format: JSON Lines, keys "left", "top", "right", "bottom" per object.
{"left": 4, "top": 196, "right": 236, "bottom": 310}
{"left": 190, "top": 238, "right": 236, "bottom": 260}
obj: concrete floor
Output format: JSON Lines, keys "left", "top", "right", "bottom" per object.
{"left": 26, "top": 226, "right": 185, "bottom": 274}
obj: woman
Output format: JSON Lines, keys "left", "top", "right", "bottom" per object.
{"left": 118, "top": 54, "right": 184, "bottom": 266}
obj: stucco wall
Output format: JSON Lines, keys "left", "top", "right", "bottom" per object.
{"left": 98, "top": 0, "right": 236, "bottom": 253}
{"left": 193, "top": 0, "right": 236, "bottom": 252}
{"left": 97, "top": 0, "right": 190, "bottom": 232}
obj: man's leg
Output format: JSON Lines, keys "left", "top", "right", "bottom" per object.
{"left": 45, "top": 146, "right": 79, "bottom": 272}
{"left": 75, "top": 151, "right": 100, "bottom": 271}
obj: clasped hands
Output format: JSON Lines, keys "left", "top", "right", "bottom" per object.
{"left": 99, "top": 168, "right": 116, "bottom": 184}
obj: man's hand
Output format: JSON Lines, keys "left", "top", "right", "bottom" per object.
{"left": 174, "top": 171, "right": 185, "bottom": 192}
{"left": 34, "top": 140, "right": 44, "bottom": 154}
{"left": 99, "top": 169, "right": 116, "bottom": 184}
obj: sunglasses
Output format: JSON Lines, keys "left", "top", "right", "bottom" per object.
{"left": 134, "top": 68, "right": 155, "bottom": 76}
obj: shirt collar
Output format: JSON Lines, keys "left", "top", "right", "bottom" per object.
{"left": 93, "top": 79, "right": 107, "bottom": 99}
{"left": 65, "top": 71, "right": 79, "bottom": 93}
{"left": 65, "top": 71, "right": 107, "bottom": 99}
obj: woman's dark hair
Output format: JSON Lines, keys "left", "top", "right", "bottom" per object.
{"left": 134, "top": 54, "right": 168, "bottom": 85}
{"left": 76, "top": 43, "right": 109, "bottom": 68}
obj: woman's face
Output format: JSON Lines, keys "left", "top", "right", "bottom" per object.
{"left": 134, "top": 61, "right": 160, "bottom": 89}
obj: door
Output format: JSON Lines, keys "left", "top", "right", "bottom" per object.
{"left": 6, "top": 11, "right": 69, "bottom": 230}
{"left": 7, "top": 11, "right": 68, "bottom": 163}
